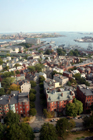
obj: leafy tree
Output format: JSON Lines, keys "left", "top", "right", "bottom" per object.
{"left": 2, "top": 77, "right": 15, "bottom": 90}
{"left": 14, "top": 63, "right": 21, "bottom": 68}
{"left": 44, "top": 49, "right": 52, "bottom": 55}
{"left": 74, "top": 73, "right": 81, "bottom": 80}
{"left": 56, "top": 118, "right": 70, "bottom": 138}
{"left": 40, "top": 123, "right": 58, "bottom": 140}
{"left": 66, "top": 103, "right": 77, "bottom": 117}
{"left": 3, "top": 66, "right": 9, "bottom": 71}
{"left": 67, "top": 81, "right": 71, "bottom": 86}
{"left": 35, "top": 63, "right": 44, "bottom": 72}
{"left": 9, "top": 84, "right": 20, "bottom": 93}
{"left": 30, "top": 80, "right": 36, "bottom": 88}
{"left": 0, "top": 88, "right": 5, "bottom": 96}
{"left": 83, "top": 114, "right": 93, "bottom": 128}
{"left": 3, "top": 71, "right": 15, "bottom": 78}
{"left": 39, "top": 75, "right": 45, "bottom": 83}
{"left": 6, "top": 123, "right": 24, "bottom": 140}
{"left": 39, "top": 82, "right": 44, "bottom": 88}
{"left": 66, "top": 98, "right": 83, "bottom": 117}
{"left": 20, "top": 123, "right": 35, "bottom": 140}
{"left": 30, "top": 102, "right": 35, "bottom": 108}
{"left": 28, "top": 66, "right": 35, "bottom": 73}
{"left": 29, "top": 108, "right": 37, "bottom": 116}
{"left": 43, "top": 109, "right": 55, "bottom": 118}
{"left": 0, "top": 123, "right": 5, "bottom": 140}
{"left": 0, "top": 57, "right": 3, "bottom": 65}
{"left": 57, "top": 48, "right": 66, "bottom": 56}
{"left": 4, "top": 110, "right": 20, "bottom": 125}
{"left": 29, "top": 93, "right": 36, "bottom": 101}
{"left": 15, "top": 70, "right": 20, "bottom": 74}
{"left": 30, "top": 89, "right": 36, "bottom": 94}
{"left": 69, "top": 119, "right": 75, "bottom": 129}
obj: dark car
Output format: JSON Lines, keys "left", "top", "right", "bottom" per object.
{"left": 33, "top": 127, "right": 41, "bottom": 133}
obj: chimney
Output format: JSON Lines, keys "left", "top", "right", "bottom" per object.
{"left": 61, "top": 93, "right": 63, "bottom": 96}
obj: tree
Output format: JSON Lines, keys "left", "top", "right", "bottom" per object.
{"left": 9, "top": 84, "right": 20, "bottom": 93}
{"left": 20, "top": 123, "right": 35, "bottom": 140}
{"left": 69, "top": 119, "right": 75, "bottom": 129}
{"left": 0, "top": 57, "right": 3, "bottom": 65}
{"left": 15, "top": 70, "right": 20, "bottom": 74}
{"left": 34, "top": 64, "right": 44, "bottom": 72}
{"left": 14, "top": 63, "right": 21, "bottom": 68}
{"left": 30, "top": 81, "right": 36, "bottom": 88}
{"left": 30, "top": 102, "right": 35, "bottom": 108}
{"left": 4, "top": 110, "right": 20, "bottom": 125}
{"left": 3, "top": 66, "right": 9, "bottom": 71}
{"left": 3, "top": 71, "right": 15, "bottom": 78}
{"left": 56, "top": 118, "right": 70, "bottom": 138}
{"left": 0, "top": 123, "right": 5, "bottom": 140}
{"left": 29, "top": 108, "right": 37, "bottom": 116}
{"left": 39, "top": 82, "right": 44, "bottom": 88}
{"left": 40, "top": 123, "right": 58, "bottom": 140}
{"left": 2, "top": 77, "right": 15, "bottom": 90}
{"left": 66, "top": 98, "right": 83, "bottom": 117}
{"left": 74, "top": 73, "right": 81, "bottom": 80}
{"left": 83, "top": 114, "right": 93, "bottom": 128}
{"left": 44, "top": 49, "right": 52, "bottom": 55}
{"left": 28, "top": 66, "right": 35, "bottom": 73}
{"left": 6, "top": 123, "right": 24, "bottom": 140}
{"left": 29, "top": 93, "right": 36, "bottom": 101}
{"left": 0, "top": 88, "right": 5, "bottom": 96}
{"left": 57, "top": 48, "right": 66, "bottom": 56}
{"left": 30, "top": 89, "right": 36, "bottom": 94}
{"left": 39, "top": 75, "right": 45, "bottom": 83}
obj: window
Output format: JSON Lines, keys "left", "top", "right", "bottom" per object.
{"left": 20, "top": 110, "right": 22, "bottom": 113}
{"left": 20, "top": 106, "right": 22, "bottom": 108}
{"left": 27, "top": 106, "right": 28, "bottom": 108}
{"left": 16, "top": 108, "right": 18, "bottom": 110}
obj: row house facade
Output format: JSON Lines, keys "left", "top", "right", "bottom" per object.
{"left": 0, "top": 91, "right": 30, "bottom": 119}
{"left": 77, "top": 84, "right": 93, "bottom": 110}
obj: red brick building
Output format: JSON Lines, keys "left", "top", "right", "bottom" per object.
{"left": 63, "top": 71, "right": 72, "bottom": 78}
{"left": 46, "top": 88, "right": 75, "bottom": 112}
{"left": 77, "top": 84, "right": 93, "bottom": 110}
{"left": 0, "top": 91, "right": 30, "bottom": 119}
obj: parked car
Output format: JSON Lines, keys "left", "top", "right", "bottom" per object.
{"left": 33, "top": 127, "right": 41, "bottom": 133}
{"left": 50, "top": 119, "right": 56, "bottom": 122}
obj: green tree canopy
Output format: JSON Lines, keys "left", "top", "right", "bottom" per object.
{"left": 15, "top": 70, "right": 20, "bottom": 74}
{"left": 30, "top": 89, "right": 36, "bottom": 94}
{"left": 0, "top": 57, "right": 3, "bottom": 65}
{"left": 0, "top": 88, "right": 5, "bottom": 96}
{"left": 4, "top": 110, "right": 20, "bottom": 125}
{"left": 2, "top": 77, "right": 15, "bottom": 90}
{"left": 30, "top": 80, "right": 36, "bottom": 88}
{"left": 28, "top": 66, "right": 35, "bottom": 73}
{"left": 40, "top": 123, "right": 58, "bottom": 140}
{"left": 57, "top": 48, "right": 66, "bottom": 56}
{"left": 56, "top": 118, "right": 70, "bottom": 138}
{"left": 39, "top": 75, "right": 45, "bottom": 83}
{"left": 0, "top": 122, "right": 5, "bottom": 140}
{"left": 29, "top": 108, "right": 37, "bottom": 116}
{"left": 29, "top": 93, "right": 36, "bottom": 101}
{"left": 6, "top": 123, "right": 35, "bottom": 140}
{"left": 14, "top": 63, "right": 21, "bottom": 68}
{"left": 66, "top": 98, "right": 83, "bottom": 117}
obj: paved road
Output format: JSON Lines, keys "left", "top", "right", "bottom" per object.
{"left": 35, "top": 84, "right": 44, "bottom": 119}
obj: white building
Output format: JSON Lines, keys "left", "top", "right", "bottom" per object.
{"left": 26, "top": 38, "right": 41, "bottom": 45}
{"left": 53, "top": 74, "right": 69, "bottom": 86}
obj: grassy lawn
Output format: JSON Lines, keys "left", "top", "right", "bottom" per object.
{"left": 58, "top": 131, "right": 93, "bottom": 140}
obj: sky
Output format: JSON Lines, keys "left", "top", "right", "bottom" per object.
{"left": 0, "top": 0, "right": 93, "bottom": 33}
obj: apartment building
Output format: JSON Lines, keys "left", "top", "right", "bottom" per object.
{"left": 0, "top": 91, "right": 30, "bottom": 118}
{"left": 19, "top": 80, "right": 31, "bottom": 93}
{"left": 46, "top": 88, "right": 75, "bottom": 112}
{"left": 77, "top": 84, "right": 93, "bottom": 110}
{"left": 53, "top": 74, "right": 69, "bottom": 86}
